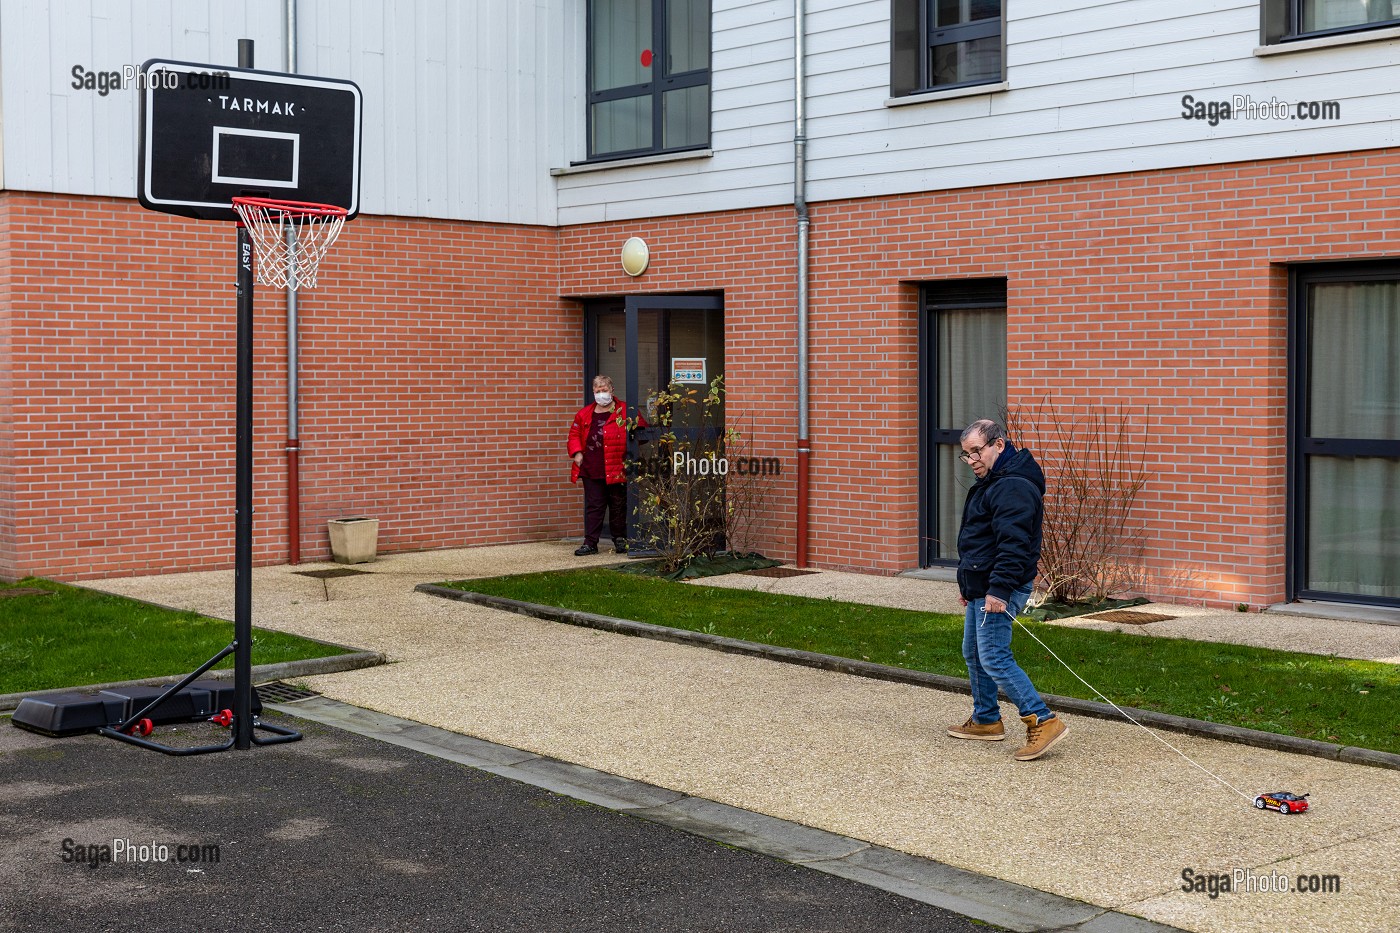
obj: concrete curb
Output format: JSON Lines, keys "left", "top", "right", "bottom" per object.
{"left": 416, "top": 584, "right": 1400, "bottom": 771}
{"left": 0, "top": 650, "right": 387, "bottom": 712}
{"left": 277, "top": 695, "right": 1187, "bottom": 933}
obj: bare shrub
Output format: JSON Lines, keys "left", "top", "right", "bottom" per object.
{"left": 625, "top": 378, "right": 772, "bottom": 574}
{"left": 1003, "top": 398, "right": 1150, "bottom": 604}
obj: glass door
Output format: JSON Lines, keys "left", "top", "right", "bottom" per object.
{"left": 584, "top": 295, "right": 724, "bottom": 551}
{"left": 919, "top": 281, "right": 1007, "bottom": 566}
{"left": 1291, "top": 266, "right": 1400, "bottom": 605}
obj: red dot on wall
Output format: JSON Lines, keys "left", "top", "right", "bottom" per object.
{"left": 640, "top": 49, "right": 653, "bottom": 67}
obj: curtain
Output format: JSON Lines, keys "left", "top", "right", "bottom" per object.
{"left": 1307, "top": 282, "right": 1400, "bottom": 598}
{"left": 936, "top": 308, "right": 1006, "bottom": 559}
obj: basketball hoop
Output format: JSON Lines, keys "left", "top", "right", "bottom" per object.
{"left": 232, "top": 197, "right": 348, "bottom": 290}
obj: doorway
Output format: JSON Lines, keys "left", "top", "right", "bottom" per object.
{"left": 1289, "top": 263, "right": 1400, "bottom": 606}
{"left": 583, "top": 294, "right": 725, "bottom": 549}
{"left": 918, "top": 280, "right": 1008, "bottom": 567}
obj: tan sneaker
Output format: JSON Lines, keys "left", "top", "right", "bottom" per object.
{"left": 1015, "top": 713, "right": 1069, "bottom": 760}
{"left": 947, "top": 717, "right": 1006, "bottom": 741}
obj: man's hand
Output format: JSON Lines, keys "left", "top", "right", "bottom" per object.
{"left": 984, "top": 595, "right": 1007, "bottom": 615}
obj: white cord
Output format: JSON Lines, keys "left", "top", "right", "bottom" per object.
{"left": 1013, "top": 616, "right": 1255, "bottom": 802}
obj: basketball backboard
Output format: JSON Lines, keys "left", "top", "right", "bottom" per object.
{"left": 137, "top": 59, "right": 361, "bottom": 222}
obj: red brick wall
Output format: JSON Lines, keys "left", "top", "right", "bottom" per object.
{"left": 559, "top": 150, "right": 1400, "bottom": 607}
{"left": 6, "top": 149, "right": 1397, "bottom": 605}
{"left": 0, "top": 193, "right": 578, "bottom": 580}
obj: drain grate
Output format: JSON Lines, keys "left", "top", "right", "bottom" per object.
{"left": 293, "top": 568, "right": 372, "bottom": 579}
{"left": 256, "top": 681, "right": 321, "bottom": 704}
{"left": 744, "top": 567, "right": 820, "bottom": 578}
{"left": 1084, "top": 610, "right": 1176, "bottom": 625}
{"left": 0, "top": 587, "right": 55, "bottom": 598}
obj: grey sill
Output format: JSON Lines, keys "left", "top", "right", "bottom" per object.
{"left": 552, "top": 149, "right": 714, "bottom": 177}
{"left": 1255, "top": 23, "right": 1400, "bottom": 56}
{"left": 885, "top": 81, "right": 1009, "bottom": 107}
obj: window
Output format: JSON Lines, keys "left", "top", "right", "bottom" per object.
{"left": 919, "top": 280, "right": 1008, "bottom": 565}
{"left": 1289, "top": 263, "right": 1400, "bottom": 605}
{"left": 586, "top": 0, "right": 710, "bottom": 161}
{"left": 1262, "top": 0, "right": 1400, "bottom": 43}
{"left": 892, "top": 0, "right": 1004, "bottom": 98}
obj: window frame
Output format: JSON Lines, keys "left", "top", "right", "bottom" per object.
{"left": 1262, "top": 0, "right": 1400, "bottom": 44}
{"left": 892, "top": 0, "right": 1006, "bottom": 99}
{"left": 1287, "top": 260, "right": 1400, "bottom": 607}
{"left": 583, "top": 0, "right": 711, "bottom": 163}
{"left": 918, "top": 279, "right": 1009, "bottom": 567}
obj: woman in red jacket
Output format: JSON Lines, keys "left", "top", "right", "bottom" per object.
{"left": 568, "top": 375, "right": 639, "bottom": 555}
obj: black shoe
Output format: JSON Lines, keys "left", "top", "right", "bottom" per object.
{"left": 613, "top": 540, "right": 628, "bottom": 554}
{"left": 574, "top": 544, "right": 598, "bottom": 556}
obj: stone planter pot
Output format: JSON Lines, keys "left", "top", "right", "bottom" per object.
{"left": 327, "top": 518, "right": 379, "bottom": 564}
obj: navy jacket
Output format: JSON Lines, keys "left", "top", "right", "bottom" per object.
{"left": 956, "top": 443, "right": 1046, "bottom": 602}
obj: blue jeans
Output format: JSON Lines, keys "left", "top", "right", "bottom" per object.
{"left": 961, "top": 582, "right": 1052, "bottom": 724}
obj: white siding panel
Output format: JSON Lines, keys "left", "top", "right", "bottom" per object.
{"left": 806, "top": 0, "right": 884, "bottom": 33}
{"left": 799, "top": 0, "right": 1400, "bottom": 204}
{"left": 475, "top": 0, "right": 507, "bottom": 220}
{"left": 720, "top": 35, "right": 791, "bottom": 69}
{"left": 2, "top": 0, "right": 282, "bottom": 199}
{"left": 560, "top": 0, "right": 1400, "bottom": 223}
{"left": 509, "top": 2, "right": 540, "bottom": 223}
{"left": 429, "top": 1, "right": 455, "bottom": 216}
{"left": 717, "top": 55, "right": 793, "bottom": 93}
{"left": 3, "top": 0, "right": 566, "bottom": 226}
{"left": 87, "top": 2, "right": 127, "bottom": 195}
{"left": 713, "top": 98, "right": 793, "bottom": 131}
{"left": 442, "top": 1, "right": 471, "bottom": 220}
{"left": 4, "top": 2, "right": 57, "bottom": 191}
{"left": 806, "top": 19, "right": 887, "bottom": 57}
{"left": 298, "top": 0, "right": 571, "bottom": 224}
{"left": 50, "top": 3, "right": 91, "bottom": 195}
{"left": 1012, "top": 0, "right": 1247, "bottom": 43}
{"left": 382, "top": 5, "right": 415, "bottom": 213}
{"left": 1012, "top": 33, "right": 1250, "bottom": 84}
{"left": 716, "top": 14, "right": 794, "bottom": 48}
{"left": 8, "top": 0, "right": 1400, "bottom": 228}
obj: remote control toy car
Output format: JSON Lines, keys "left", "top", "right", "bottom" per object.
{"left": 1254, "top": 791, "right": 1309, "bottom": 814}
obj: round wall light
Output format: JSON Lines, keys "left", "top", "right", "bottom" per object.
{"left": 621, "top": 237, "right": 650, "bottom": 277}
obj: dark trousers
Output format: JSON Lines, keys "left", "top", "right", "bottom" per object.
{"left": 582, "top": 478, "right": 627, "bottom": 546}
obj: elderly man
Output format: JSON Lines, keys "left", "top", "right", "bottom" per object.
{"left": 947, "top": 418, "right": 1069, "bottom": 761}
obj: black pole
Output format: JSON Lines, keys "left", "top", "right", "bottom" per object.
{"left": 89, "top": 35, "right": 298, "bottom": 756}
{"left": 233, "top": 38, "right": 255, "bottom": 750}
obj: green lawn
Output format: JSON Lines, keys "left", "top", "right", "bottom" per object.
{"left": 446, "top": 569, "right": 1400, "bottom": 754}
{"left": 0, "top": 579, "right": 351, "bottom": 695}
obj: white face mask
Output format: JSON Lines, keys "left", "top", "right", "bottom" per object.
{"left": 594, "top": 391, "right": 613, "bottom": 407}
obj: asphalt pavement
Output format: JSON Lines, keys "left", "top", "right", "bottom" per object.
{"left": 1, "top": 709, "right": 995, "bottom": 933}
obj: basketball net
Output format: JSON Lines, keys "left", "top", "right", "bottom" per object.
{"left": 232, "top": 197, "right": 348, "bottom": 290}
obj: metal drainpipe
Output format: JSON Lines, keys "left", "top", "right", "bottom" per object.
{"left": 284, "top": 0, "right": 302, "bottom": 564}
{"left": 794, "top": 0, "right": 811, "bottom": 567}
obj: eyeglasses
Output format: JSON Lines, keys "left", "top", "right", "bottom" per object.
{"left": 958, "top": 440, "right": 1000, "bottom": 463}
